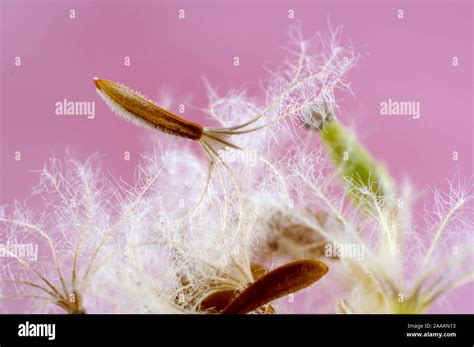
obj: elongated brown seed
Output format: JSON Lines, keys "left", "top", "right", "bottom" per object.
{"left": 94, "top": 78, "right": 203, "bottom": 140}
{"left": 221, "top": 259, "right": 329, "bottom": 314}
{"left": 264, "top": 210, "right": 340, "bottom": 260}
{"left": 199, "top": 263, "right": 269, "bottom": 313}
{"left": 200, "top": 290, "right": 237, "bottom": 313}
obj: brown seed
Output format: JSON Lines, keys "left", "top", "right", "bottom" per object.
{"left": 94, "top": 78, "right": 203, "bottom": 140}
{"left": 250, "top": 263, "right": 267, "bottom": 280}
{"left": 264, "top": 210, "right": 339, "bottom": 260}
{"left": 221, "top": 259, "right": 329, "bottom": 314}
{"left": 199, "top": 290, "right": 237, "bottom": 313}
{"left": 199, "top": 263, "right": 267, "bottom": 313}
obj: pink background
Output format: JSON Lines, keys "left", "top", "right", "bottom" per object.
{"left": 0, "top": 0, "right": 472, "bottom": 313}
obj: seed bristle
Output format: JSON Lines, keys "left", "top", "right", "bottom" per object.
{"left": 94, "top": 78, "right": 204, "bottom": 140}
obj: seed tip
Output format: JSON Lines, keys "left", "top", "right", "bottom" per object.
{"left": 93, "top": 77, "right": 102, "bottom": 89}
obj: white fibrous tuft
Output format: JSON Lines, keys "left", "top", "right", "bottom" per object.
{"left": 204, "top": 24, "right": 356, "bottom": 147}
{"left": 0, "top": 154, "right": 118, "bottom": 313}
